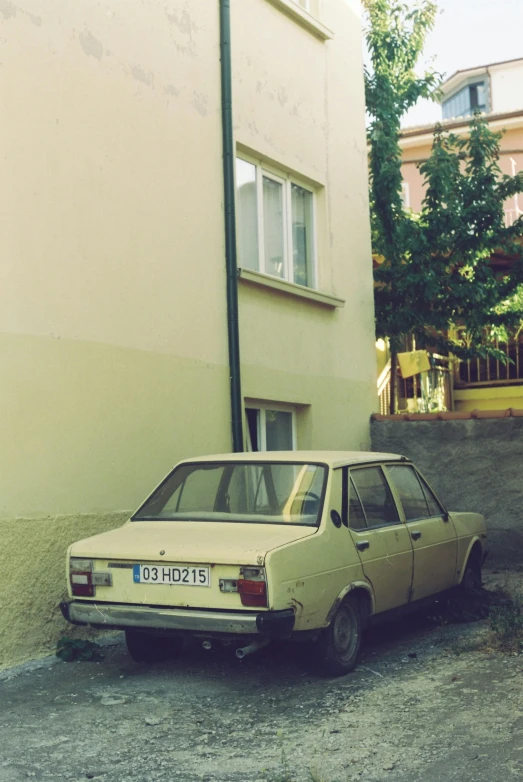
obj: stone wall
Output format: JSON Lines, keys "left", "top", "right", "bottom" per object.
{"left": 371, "top": 417, "right": 523, "bottom": 566}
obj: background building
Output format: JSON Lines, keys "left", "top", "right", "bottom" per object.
{"left": 390, "top": 57, "right": 523, "bottom": 414}
{"left": 0, "top": 0, "right": 377, "bottom": 667}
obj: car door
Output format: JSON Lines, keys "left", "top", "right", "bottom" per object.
{"left": 385, "top": 464, "right": 458, "bottom": 602}
{"left": 346, "top": 465, "right": 413, "bottom": 614}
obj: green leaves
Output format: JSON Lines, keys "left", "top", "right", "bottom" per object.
{"left": 56, "top": 636, "right": 104, "bottom": 662}
{"left": 365, "top": 0, "right": 523, "bottom": 361}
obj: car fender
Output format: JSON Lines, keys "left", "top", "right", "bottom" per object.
{"left": 458, "top": 535, "right": 486, "bottom": 584}
{"left": 324, "top": 580, "right": 375, "bottom": 627}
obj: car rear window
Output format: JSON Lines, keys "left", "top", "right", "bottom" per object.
{"left": 132, "top": 462, "right": 327, "bottom": 526}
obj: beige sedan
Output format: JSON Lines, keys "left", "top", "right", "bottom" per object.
{"left": 61, "top": 451, "right": 487, "bottom": 675}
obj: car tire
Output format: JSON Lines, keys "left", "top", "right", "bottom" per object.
{"left": 461, "top": 556, "right": 482, "bottom": 597}
{"left": 125, "top": 630, "right": 183, "bottom": 663}
{"left": 312, "top": 595, "right": 362, "bottom": 676}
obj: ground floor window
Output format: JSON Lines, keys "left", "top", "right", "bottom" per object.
{"left": 245, "top": 405, "right": 296, "bottom": 451}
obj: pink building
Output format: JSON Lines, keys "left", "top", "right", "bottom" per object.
{"left": 400, "top": 57, "right": 523, "bottom": 224}
{"left": 390, "top": 58, "right": 523, "bottom": 413}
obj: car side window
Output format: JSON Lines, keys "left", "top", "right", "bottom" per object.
{"left": 387, "top": 465, "right": 430, "bottom": 521}
{"left": 351, "top": 466, "right": 400, "bottom": 528}
{"left": 348, "top": 477, "right": 367, "bottom": 530}
{"left": 417, "top": 473, "right": 445, "bottom": 517}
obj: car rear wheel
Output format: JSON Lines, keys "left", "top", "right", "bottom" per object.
{"left": 125, "top": 630, "right": 183, "bottom": 663}
{"left": 313, "top": 595, "right": 362, "bottom": 676}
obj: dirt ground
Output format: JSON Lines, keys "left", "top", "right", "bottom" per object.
{"left": 1, "top": 570, "right": 523, "bottom": 782}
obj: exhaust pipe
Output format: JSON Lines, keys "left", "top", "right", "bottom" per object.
{"left": 235, "top": 639, "right": 269, "bottom": 659}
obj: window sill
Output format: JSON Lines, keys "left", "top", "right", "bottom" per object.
{"left": 238, "top": 268, "right": 345, "bottom": 309}
{"left": 265, "top": 0, "right": 334, "bottom": 41}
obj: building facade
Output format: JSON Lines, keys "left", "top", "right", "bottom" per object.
{"left": 0, "top": 0, "right": 377, "bottom": 667}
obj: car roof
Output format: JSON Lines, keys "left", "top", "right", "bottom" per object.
{"left": 178, "top": 451, "right": 407, "bottom": 469}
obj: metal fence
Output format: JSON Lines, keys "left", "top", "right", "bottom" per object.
{"left": 456, "top": 334, "right": 523, "bottom": 387}
{"left": 378, "top": 355, "right": 453, "bottom": 414}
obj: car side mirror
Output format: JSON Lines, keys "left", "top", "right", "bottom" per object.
{"left": 330, "top": 510, "right": 342, "bottom": 528}
{"left": 442, "top": 511, "right": 449, "bottom": 522}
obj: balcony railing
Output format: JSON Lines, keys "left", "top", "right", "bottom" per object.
{"left": 456, "top": 334, "right": 523, "bottom": 387}
{"left": 378, "top": 354, "right": 453, "bottom": 414}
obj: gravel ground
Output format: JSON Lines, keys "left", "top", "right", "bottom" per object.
{"left": 1, "top": 570, "right": 523, "bottom": 782}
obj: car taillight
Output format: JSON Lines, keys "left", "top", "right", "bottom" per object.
{"left": 70, "top": 571, "right": 95, "bottom": 597}
{"left": 238, "top": 567, "right": 268, "bottom": 607}
{"left": 69, "top": 558, "right": 112, "bottom": 597}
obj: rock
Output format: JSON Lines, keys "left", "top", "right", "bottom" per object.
{"left": 101, "top": 696, "right": 126, "bottom": 706}
{"left": 145, "top": 716, "right": 161, "bottom": 726}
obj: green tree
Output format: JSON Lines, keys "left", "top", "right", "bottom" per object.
{"left": 364, "top": 0, "right": 523, "bottom": 413}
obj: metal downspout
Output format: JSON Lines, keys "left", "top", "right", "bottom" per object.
{"left": 219, "top": 0, "right": 244, "bottom": 452}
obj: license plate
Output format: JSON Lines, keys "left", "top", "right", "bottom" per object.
{"left": 133, "top": 564, "right": 211, "bottom": 587}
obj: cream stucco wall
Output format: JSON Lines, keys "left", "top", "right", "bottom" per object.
{"left": 1, "top": 0, "right": 376, "bottom": 668}
{"left": 233, "top": 0, "right": 377, "bottom": 450}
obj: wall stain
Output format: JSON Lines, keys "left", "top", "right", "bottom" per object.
{"left": 277, "top": 87, "right": 288, "bottom": 108}
{"left": 79, "top": 31, "right": 103, "bottom": 61}
{"left": 0, "top": 0, "right": 16, "bottom": 20}
{"left": 165, "top": 5, "right": 192, "bottom": 36}
{"left": 164, "top": 84, "right": 180, "bottom": 97}
{"left": 131, "top": 65, "right": 154, "bottom": 88}
{"left": 27, "top": 12, "right": 41, "bottom": 26}
{"left": 190, "top": 91, "right": 208, "bottom": 117}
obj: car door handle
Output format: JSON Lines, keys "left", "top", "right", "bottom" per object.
{"left": 410, "top": 531, "right": 422, "bottom": 541}
{"left": 356, "top": 541, "right": 370, "bottom": 551}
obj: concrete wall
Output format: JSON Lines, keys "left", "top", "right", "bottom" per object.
{"left": 0, "top": 0, "right": 376, "bottom": 668}
{"left": 371, "top": 418, "right": 523, "bottom": 566}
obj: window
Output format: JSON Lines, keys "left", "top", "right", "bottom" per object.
{"left": 133, "top": 461, "right": 327, "bottom": 526}
{"left": 387, "top": 465, "right": 430, "bottom": 521}
{"left": 245, "top": 406, "right": 296, "bottom": 451}
{"left": 236, "top": 156, "right": 316, "bottom": 288}
{"left": 387, "top": 465, "right": 443, "bottom": 520}
{"left": 417, "top": 474, "right": 444, "bottom": 517}
{"left": 351, "top": 467, "right": 400, "bottom": 528}
{"left": 442, "top": 81, "right": 488, "bottom": 120}
{"left": 296, "top": 0, "right": 310, "bottom": 9}
{"left": 348, "top": 476, "right": 367, "bottom": 530}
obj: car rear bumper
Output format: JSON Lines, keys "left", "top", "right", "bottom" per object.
{"left": 60, "top": 600, "right": 295, "bottom": 639}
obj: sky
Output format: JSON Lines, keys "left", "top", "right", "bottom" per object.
{"left": 375, "top": 0, "right": 523, "bottom": 128}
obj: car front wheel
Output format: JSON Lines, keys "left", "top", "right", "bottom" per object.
{"left": 313, "top": 595, "right": 362, "bottom": 676}
{"left": 125, "top": 630, "right": 183, "bottom": 663}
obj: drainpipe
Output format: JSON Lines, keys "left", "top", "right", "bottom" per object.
{"left": 219, "top": 0, "right": 244, "bottom": 452}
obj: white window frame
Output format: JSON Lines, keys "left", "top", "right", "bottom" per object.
{"left": 296, "top": 0, "right": 311, "bottom": 10}
{"left": 245, "top": 403, "right": 297, "bottom": 452}
{"left": 236, "top": 154, "right": 318, "bottom": 289}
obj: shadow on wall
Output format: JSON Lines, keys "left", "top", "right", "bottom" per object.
{"left": 371, "top": 416, "right": 523, "bottom": 567}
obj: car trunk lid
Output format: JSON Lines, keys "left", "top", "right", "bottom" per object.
{"left": 69, "top": 521, "right": 317, "bottom": 610}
